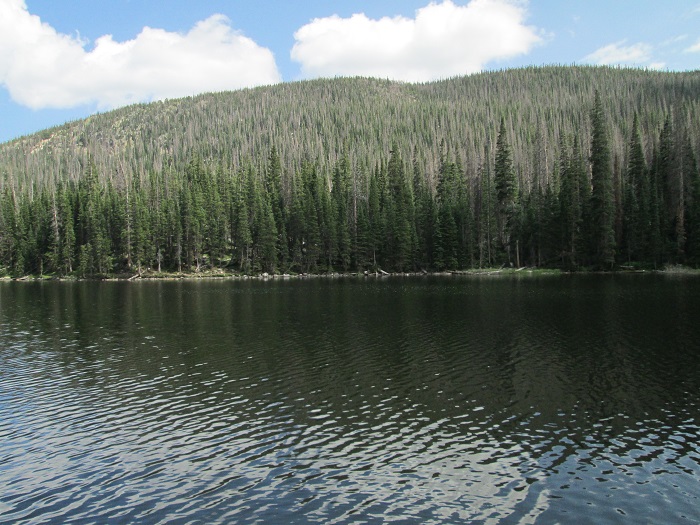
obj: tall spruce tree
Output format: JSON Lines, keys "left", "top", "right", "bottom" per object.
{"left": 494, "top": 118, "right": 518, "bottom": 264}
{"left": 477, "top": 150, "right": 498, "bottom": 267}
{"left": 686, "top": 141, "right": 700, "bottom": 265}
{"left": 589, "top": 91, "right": 616, "bottom": 268}
{"left": 623, "top": 115, "right": 650, "bottom": 263}
{"left": 386, "top": 146, "right": 414, "bottom": 271}
{"left": 332, "top": 156, "right": 352, "bottom": 270}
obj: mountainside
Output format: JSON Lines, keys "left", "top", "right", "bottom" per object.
{"left": 1, "top": 65, "right": 699, "bottom": 277}
{"left": 2, "top": 66, "right": 699, "bottom": 191}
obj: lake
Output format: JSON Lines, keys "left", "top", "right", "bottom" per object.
{"left": 1, "top": 274, "right": 699, "bottom": 524}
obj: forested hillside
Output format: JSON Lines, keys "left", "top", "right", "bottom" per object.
{"left": 1, "top": 65, "right": 699, "bottom": 276}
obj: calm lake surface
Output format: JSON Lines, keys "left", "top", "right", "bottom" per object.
{"left": 1, "top": 274, "right": 699, "bottom": 524}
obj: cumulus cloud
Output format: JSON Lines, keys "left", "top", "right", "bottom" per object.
{"left": 583, "top": 41, "right": 658, "bottom": 67}
{"left": 290, "top": 0, "right": 542, "bottom": 82}
{"left": 0, "top": 0, "right": 280, "bottom": 109}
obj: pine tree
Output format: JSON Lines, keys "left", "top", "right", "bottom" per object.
{"left": 205, "top": 164, "right": 228, "bottom": 267}
{"left": 622, "top": 115, "right": 649, "bottom": 263}
{"left": 366, "top": 167, "right": 383, "bottom": 270}
{"left": 386, "top": 146, "right": 414, "bottom": 271}
{"left": 558, "top": 137, "right": 585, "bottom": 268}
{"left": 589, "top": 91, "right": 616, "bottom": 268}
{"left": 255, "top": 189, "right": 278, "bottom": 273}
{"left": 682, "top": 136, "right": 700, "bottom": 264}
{"left": 76, "top": 159, "right": 112, "bottom": 275}
{"left": 648, "top": 145, "right": 665, "bottom": 267}
{"left": 354, "top": 197, "right": 372, "bottom": 270}
{"left": 477, "top": 150, "right": 498, "bottom": 267}
{"left": 435, "top": 153, "right": 461, "bottom": 270}
{"left": 0, "top": 188, "right": 17, "bottom": 274}
{"left": 301, "top": 163, "right": 322, "bottom": 273}
{"left": 234, "top": 167, "right": 254, "bottom": 272}
{"left": 412, "top": 158, "right": 436, "bottom": 270}
{"left": 266, "top": 147, "right": 288, "bottom": 270}
{"left": 57, "top": 184, "right": 75, "bottom": 274}
{"left": 332, "top": 156, "right": 352, "bottom": 271}
{"left": 494, "top": 118, "right": 518, "bottom": 264}
{"left": 44, "top": 191, "right": 61, "bottom": 273}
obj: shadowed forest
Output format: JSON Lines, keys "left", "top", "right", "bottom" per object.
{"left": 1, "top": 66, "right": 699, "bottom": 276}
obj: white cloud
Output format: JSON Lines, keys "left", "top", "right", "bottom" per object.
{"left": 685, "top": 38, "right": 700, "bottom": 53}
{"left": 661, "top": 34, "right": 687, "bottom": 46}
{"left": 290, "top": 0, "right": 542, "bottom": 82}
{"left": 583, "top": 41, "right": 654, "bottom": 66}
{"left": 0, "top": 0, "right": 281, "bottom": 110}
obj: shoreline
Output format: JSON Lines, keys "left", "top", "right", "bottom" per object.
{"left": 2, "top": 265, "right": 699, "bottom": 282}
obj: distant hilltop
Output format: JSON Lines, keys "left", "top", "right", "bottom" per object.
{"left": 1, "top": 65, "right": 698, "bottom": 192}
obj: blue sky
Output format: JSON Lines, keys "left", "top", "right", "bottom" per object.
{"left": 1, "top": 0, "right": 699, "bottom": 143}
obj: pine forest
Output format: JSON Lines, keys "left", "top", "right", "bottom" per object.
{"left": 1, "top": 65, "right": 699, "bottom": 277}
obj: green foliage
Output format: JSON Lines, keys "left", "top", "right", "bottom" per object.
{"left": 1, "top": 67, "right": 700, "bottom": 276}
{"left": 495, "top": 118, "right": 518, "bottom": 264}
{"left": 589, "top": 91, "right": 616, "bottom": 269}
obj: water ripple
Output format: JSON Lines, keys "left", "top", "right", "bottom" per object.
{"left": 1, "top": 277, "right": 700, "bottom": 523}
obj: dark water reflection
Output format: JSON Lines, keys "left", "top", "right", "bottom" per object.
{"left": 1, "top": 275, "right": 699, "bottom": 524}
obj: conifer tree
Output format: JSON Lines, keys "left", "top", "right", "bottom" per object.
{"left": 233, "top": 170, "right": 253, "bottom": 272}
{"left": 494, "top": 118, "right": 518, "bottom": 264}
{"left": 477, "top": 151, "right": 498, "bottom": 267}
{"left": 412, "top": 158, "right": 436, "bottom": 270}
{"left": 656, "top": 114, "right": 695, "bottom": 263}
{"left": 589, "top": 91, "right": 616, "bottom": 268}
{"left": 205, "top": 164, "right": 228, "bottom": 267}
{"left": 266, "top": 147, "right": 288, "bottom": 269}
{"left": 559, "top": 137, "right": 586, "bottom": 267}
{"left": 622, "top": 115, "right": 649, "bottom": 262}
{"left": 386, "top": 146, "right": 414, "bottom": 271}
{"left": 301, "top": 163, "right": 322, "bottom": 273}
{"left": 685, "top": 142, "right": 700, "bottom": 267}
{"left": 367, "top": 168, "right": 383, "bottom": 270}
{"left": 435, "top": 154, "right": 461, "bottom": 270}
{"left": 57, "top": 184, "right": 75, "bottom": 274}
{"left": 682, "top": 136, "right": 700, "bottom": 264}
{"left": 255, "top": 189, "right": 278, "bottom": 273}
{"left": 332, "top": 156, "right": 352, "bottom": 271}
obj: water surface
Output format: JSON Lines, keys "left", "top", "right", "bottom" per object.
{"left": 1, "top": 275, "right": 699, "bottom": 524}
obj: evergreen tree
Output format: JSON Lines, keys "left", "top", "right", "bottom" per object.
{"left": 332, "top": 156, "right": 352, "bottom": 271}
{"left": 366, "top": 167, "right": 383, "bottom": 270}
{"left": 205, "top": 164, "right": 228, "bottom": 267}
{"left": 234, "top": 167, "right": 253, "bottom": 272}
{"left": 266, "top": 146, "right": 288, "bottom": 268}
{"left": 57, "top": 184, "right": 75, "bottom": 274}
{"left": 682, "top": 136, "right": 700, "bottom": 264}
{"left": 477, "top": 151, "right": 498, "bottom": 267}
{"left": 354, "top": 198, "right": 373, "bottom": 270}
{"left": 589, "top": 91, "right": 616, "bottom": 268}
{"left": 622, "top": 115, "right": 649, "bottom": 263}
{"left": 658, "top": 115, "right": 686, "bottom": 261}
{"left": 412, "top": 158, "right": 437, "bottom": 270}
{"left": 435, "top": 153, "right": 461, "bottom": 270}
{"left": 558, "top": 137, "right": 585, "bottom": 268}
{"left": 301, "top": 163, "right": 322, "bottom": 273}
{"left": 386, "top": 146, "right": 414, "bottom": 271}
{"left": 494, "top": 118, "right": 518, "bottom": 264}
{"left": 255, "top": 189, "right": 278, "bottom": 273}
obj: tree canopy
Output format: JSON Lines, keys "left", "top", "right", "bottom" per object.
{"left": 1, "top": 66, "right": 699, "bottom": 276}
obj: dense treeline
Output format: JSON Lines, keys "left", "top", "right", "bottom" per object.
{"left": 1, "top": 85, "right": 699, "bottom": 276}
{"left": 2, "top": 66, "right": 699, "bottom": 193}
